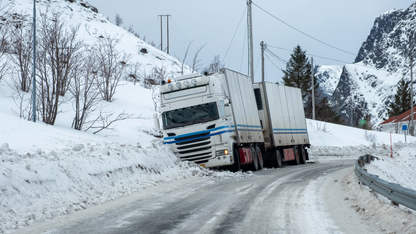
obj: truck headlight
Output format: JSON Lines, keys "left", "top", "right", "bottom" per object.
{"left": 215, "top": 150, "right": 228, "bottom": 156}
{"left": 176, "top": 82, "right": 181, "bottom": 88}
{"left": 168, "top": 83, "right": 173, "bottom": 90}
{"left": 191, "top": 78, "right": 197, "bottom": 85}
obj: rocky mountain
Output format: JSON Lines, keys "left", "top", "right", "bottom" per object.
{"left": 330, "top": 2, "right": 416, "bottom": 127}
{"left": 314, "top": 65, "right": 343, "bottom": 98}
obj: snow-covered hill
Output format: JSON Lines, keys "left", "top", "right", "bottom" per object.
{"left": 3, "top": 0, "right": 187, "bottom": 77}
{"left": 330, "top": 2, "right": 416, "bottom": 126}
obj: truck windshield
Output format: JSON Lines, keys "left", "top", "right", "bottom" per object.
{"left": 162, "top": 102, "right": 219, "bottom": 130}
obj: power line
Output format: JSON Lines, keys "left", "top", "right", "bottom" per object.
{"left": 254, "top": 52, "right": 261, "bottom": 75}
{"left": 251, "top": 1, "right": 356, "bottom": 56}
{"left": 265, "top": 48, "right": 287, "bottom": 64}
{"left": 267, "top": 45, "right": 351, "bottom": 64}
{"left": 223, "top": 7, "right": 246, "bottom": 63}
{"left": 265, "top": 53, "right": 284, "bottom": 71}
{"left": 170, "top": 18, "right": 211, "bottom": 62}
{"left": 239, "top": 21, "right": 247, "bottom": 73}
{"left": 136, "top": 19, "right": 159, "bottom": 32}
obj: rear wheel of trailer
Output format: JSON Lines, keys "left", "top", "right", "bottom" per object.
{"left": 230, "top": 145, "right": 241, "bottom": 172}
{"left": 256, "top": 145, "right": 264, "bottom": 170}
{"left": 300, "top": 146, "right": 307, "bottom": 164}
{"left": 293, "top": 147, "right": 300, "bottom": 165}
{"left": 250, "top": 146, "right": 259, "bottom": 171}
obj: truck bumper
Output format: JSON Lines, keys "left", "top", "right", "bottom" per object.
{"left": 200, "top": 154, "right": 233, "bottom": 168}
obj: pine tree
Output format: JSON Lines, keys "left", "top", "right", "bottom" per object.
{"left": 281, "top": 45, "right": 342, "bottom": 123}
{"left": 281, "top": 45, "right": 317, "bottom": 118}
{"left": 387, "top": 78, "right": 413, "bottom": 117}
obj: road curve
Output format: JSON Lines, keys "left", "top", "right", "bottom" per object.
{"left": 17, "top": 160, "right": 380, "bottom": 234}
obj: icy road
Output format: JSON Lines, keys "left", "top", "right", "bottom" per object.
{"left": 16, "top": 159, "right": 383, "bottom": 234}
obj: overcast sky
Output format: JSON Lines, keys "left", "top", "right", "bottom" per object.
{"left": 87, "top": 0, "right": 415, "bottom": 82}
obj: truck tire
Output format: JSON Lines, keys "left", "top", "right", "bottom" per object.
{"left": 294, "top": 147, "right": 300, "bottom": 165}
{"left": 250, "top": 146, "right": 259, "bottom": 171}
{"left": 256, "top": 146, "right": 264, "bottom": 170}
{"left": 230, "top": 146, "right": 240, "bottom": 172}
{"left": 276, "top": 149, "right": 282, "bottom": 168}
{"left": 300, "top": 146, "right": 307, "bottom": 164}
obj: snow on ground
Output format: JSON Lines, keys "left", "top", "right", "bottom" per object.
{"left": 341, "top": 167, "right": 416, "bottom": 234}
{"left": 0, "top": 112, "right": 252, "bottom": 233}
{"left": 364, "top": 142, "right": 416, "bottom": 191}
{"left": 308, "top": 119, "right": 416, "bottom": 233}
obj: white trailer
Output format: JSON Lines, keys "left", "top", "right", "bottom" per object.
{"left": 254, "top": 82, "right": 310, "bottom": 167}
{"left": 156, "top": 69, "right": 310, "bottom": 171}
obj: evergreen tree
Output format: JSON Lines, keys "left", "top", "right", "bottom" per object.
{"left": 282, "top": 45, "right": 316, "bottom": 102}
{"left": 282, "top": 45, "right": 318, "bottom": 118}
{"left": 281, "top": 45, "right": 342, "bottom": 123}
{"left": 387, "top": 78, "right": 413, "bottom": 117}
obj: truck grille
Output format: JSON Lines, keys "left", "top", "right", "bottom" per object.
{"left": 174, "top": 132, "right": 212, "bottom": 164}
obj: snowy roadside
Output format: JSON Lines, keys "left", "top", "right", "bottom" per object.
{"left": 341, "top": 168, "right": 416, "bottom": 234}
{"left": 364, "top": 142, "right": 416, "bottom": 190}
{"left": 309, "top": 142, "right": 416, "bottom": 233}
{"left": 0, "top": 139, "right": 251, "bottom": 234}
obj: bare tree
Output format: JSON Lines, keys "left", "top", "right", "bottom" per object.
{"left": 10, "top": 22, "right": 33, "bottom": 92}
{"left": 206, "top": 55, "right": 225, "bottom": 73}
{"left": 126, "top": 62, "right": 141, "bottom": 85}
{"left": 95, "top": 35, "right": 131, "bottom": 102}
{"left": 69, "top": 47, "right": 101, "bottom": 130}
{"left": 0, "top": 3, "right": 12, "bottom": 81}
{"left": 175, "top": 41, "right": 192, "bottom": 75}
{"left": 36, "top": 11, "right": 83, "bottom": 125}
{"left": 7, "top": 75, "right": 34, "bottom": 120}
{"left": 84, "top": 110, "right": 138, "bottom": 134}
{"left": 114, "top": 13, "right": 123, "bottom": 26}
{"left": 191, "top": 43, "right": 207, "bottom": 73}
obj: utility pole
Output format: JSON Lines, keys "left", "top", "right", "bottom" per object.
{"left": 32, "top": 0, "right": 36, "bottom": 122}
{"left": 247, "top": 0, "right": 254, "bottom": 83}
{"left": 311, "top": 57, "right": 315, "bottom": 120}
{"left": 159, "top": 15, "right": 163, "bottom": 51}
{"left": 158, "top": 15, "right": 171, "bottom": 53}
{"left": 167, "top": 15, "right": 170, "bottom": 54}
{"left": 410, "top": 35, "right": 414, "bottom": 136}
{"left": 261, "top": 41, "right": 265, "bottom": 83}
{"left": 350, "top": 96, "right": 354, "bottom": 127}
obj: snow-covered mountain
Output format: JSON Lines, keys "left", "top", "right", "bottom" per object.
{"left": 330, "top": 2, "right": 416, "bottom": 127}
{"left": 314, "top": 65, "right": 343, "bottom": 98}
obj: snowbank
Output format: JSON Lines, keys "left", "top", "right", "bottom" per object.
{"left": 0, "top": 125, "right": 252, "bottom": 233}
{"left": 365, "top": 142, "right": 416, "bottom": 190}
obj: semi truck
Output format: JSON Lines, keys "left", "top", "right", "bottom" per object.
{"left": 154, "top": 68, "right": 310, "bottom": 172}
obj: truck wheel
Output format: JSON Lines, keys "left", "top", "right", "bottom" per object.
{"left": 276, "top": 150, "right": 282, "bottom": 168}
{"left": 256, "top": 146, "right": 264, "bottom": 170}
{"left": 300, "top": 146, "right": 307, "bottom": 164}
{"left": 250, "top": 146, "right": 259, "bottom": 171}
{"left": 294, "top": 147, "right": 300, "bottom": 165}
{"left": 230, "top": 146, "right": 240, "bottom": 172}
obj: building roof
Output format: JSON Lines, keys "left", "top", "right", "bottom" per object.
{"left": 380, "top": 106, "right": 416, "bottom": 125}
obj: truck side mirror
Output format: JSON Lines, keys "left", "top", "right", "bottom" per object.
{"left": 224, "top": 99, "right": 230, "bottom": 105}
{"left": 153, "top": 113, "right": 160, "bottom": 130}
